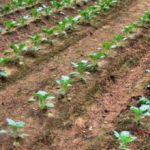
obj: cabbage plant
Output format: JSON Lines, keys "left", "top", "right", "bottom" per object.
{"left": 114, "top": 130, "right": 136, "bottom": 150}
{"left": 56, "top": 75, "right": 72, "bottom": 96}
{"left": 130, "top": 105, "right": 150, "bottom": 125}
{"left": 34, "top": 90, "right": 55, "bottom": 110}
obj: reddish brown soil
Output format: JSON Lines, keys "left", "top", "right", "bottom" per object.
{"left": 0, "top": 0, "right": 150, "bottom": 149}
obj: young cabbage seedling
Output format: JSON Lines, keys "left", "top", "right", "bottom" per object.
{"left": 138, "top": 96, "right": 150, "bottom": 105}
{"left": 130, "top": 105, "right": 150, "bottom": 125}
{"left": 139, "top": 11, "right": 150, "bottom": 26}
{"left": 6, "top": 118, "right": 25, "bottom": 138}
{"left": 4, "top": 20, "right": 17, "bottom": 31}
{"left": 56, "top": 19, "right": 69, "bottom": 37}
{"left": 42, "top": 27, "right": 58, "bottom": 44}
{"left": 100, "top": 0, "right": 118, "bottom": 11}
{"left": 114, "top": 130, "right": 136, "bottom": 150}
{"left": 78, "top": 7, "right": 95, "bottom": 22}
{"left": 108, "top": 34, "right": 125, "bottom": 49}
{"left": 18, "top": 15, "right": 30, "bottom": 26}
{"left": 113, "top": 34, "right": 125, "bottom": 43}
{"left": 31, "top": 7, "right": 43, "bottom": 18}
{"left": 29, "top": 34, "right": 41, "bottom": 52}
{"left": 123, "top": 22, "right": 137, "bottom": 35}
{"left": 70, "top": 60, "right": 92, "bottom": 82}
{"left": 61, "top": 16, "right": 80, "bottom": 31}
{"left": 29, "top": 34, "right": 41, "bottom": 45}
{"left": 11, "top": 0, "right": 34, "bottom": 8}
{"left": 56, "top": 75, "right": 72, "bottom": 96}
{"left": 0, "top": 70, "right": 9, "bottom": 79}
{"left": 9, "top": 42, "right": 28, "bottom": 59}
{"left": 89, "top": 51, "right": 106, "bottom": 66}
{"left": 102, "top": 41, "right": 113, "bottom": 50}
{"left": 50, "top": 0, "right": 62, "bottom": 9}
{"left": 12, "top": 0, "right": 24, "bottom": 8}
{"left": 26, "top": 0, "right": 35, "bottom": 5}
{"left": 0, "top": 118, "right": 26, "bottom": 148}
{"left": 42, "top": 5, "right": 53, "bottom": 15}
{"left": 81, "top": 4, "right": 98, "bottom": 21}
{"left": 34, "top": 90, "right": 55, "bottom": 110}
{"left": 0, "top": 57, "right": 12, "bottom": 64}
{"left": 61, "top": 0, "right": 72, "bottom": 7}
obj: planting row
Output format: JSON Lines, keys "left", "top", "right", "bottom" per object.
{"left": 0, "top": 0, "right": 39, "bottom": 16}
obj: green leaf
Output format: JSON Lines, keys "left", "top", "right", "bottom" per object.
{"left": 113, "top": 130, "right": 120, "bottom": 138}
{"left": 139, "top": 97, "right": 150, "bottom": 105}
{"left": 102, "top": 41, "right": 113, "bottom": 50}
{"left": 16, "top": 121, "right": 25, "bottom": 128}
{"left": 0, "top": 70, "right": 9, "bottom": 78}
{"left": 46, "top": 102, "right": 55, "bottom": 108}
{"left": 6, "top": 118, "right": 25, "bottom": 128}
{"left": 6, "top": 118, "right": 16, "bottom": 126}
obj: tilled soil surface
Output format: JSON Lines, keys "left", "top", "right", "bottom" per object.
{"left": 0, "top": 0, "right": 150, "bottom": 149}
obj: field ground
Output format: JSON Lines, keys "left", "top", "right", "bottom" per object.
{"left": 0, "top": 0, "right": 150, "bottom": 149}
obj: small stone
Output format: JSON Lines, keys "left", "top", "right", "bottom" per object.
{"left": 67, "top": 97, "right": 72, "bottom": 101}
{"left": 89, "top": 126, "right": 93, "bottom": 131}
{"left": 47, "top": 112, "right": 54, "bottom": 118}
